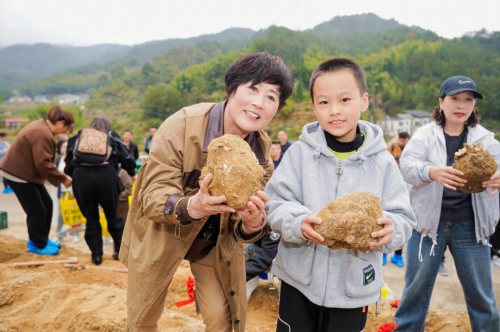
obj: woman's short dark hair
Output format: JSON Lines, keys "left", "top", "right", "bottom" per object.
{"left": 90, "top": 117, "right": 112, "bottom": 131}
{"left": 309, "top": 58, "right": 367, "bottom": 100}
{"left": 46, "top": 105, "right": 75, "bottom": 133}
{"left": 432, "top": 102, "right": 479, "bottom": 128}
{"left": 225, "top": 52, "right": 294, "bottom": 110}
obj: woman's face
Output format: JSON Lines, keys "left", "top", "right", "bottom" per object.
{"left": 53, "top": 120, "right": 69, "bottom": 135}
{"left": 439, "top": 91, "right": 476, "bottom": 127}
{"left": 60, "top": 141, "right": 68, "bottom": 155}
{"left": 224, "top": 82, "right": 281, "bottom": 138}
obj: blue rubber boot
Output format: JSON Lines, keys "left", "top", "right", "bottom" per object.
{"left": 382, "top": 253, "right": 387, "bottom": 266}
{"left": 3, "top": 187, "right": 14, "bottom": 194}
{"left": 27, "top": 243, "right": 59, "bottom": 256}
{"left": 390, "top": 254, "right": 405, "bottom": 267}
{"left": 28, "top": 238, "right": 61, "bottom": 249}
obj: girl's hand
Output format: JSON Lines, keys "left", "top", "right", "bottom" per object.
{"left": 370, "top": 218, "right": 394, "bottom": 250}
{"left": 189, "top": 173, "right": 236, "bottom": 218}
{"left": 429, "top": 166, "right": 467, "bottom": 190}
{"left": 301, "top": 213, "right": 325, "bottom": 245}
{"left": 483, "top": 172, "right": 500, "bottom": 196}
{"left": 237, "top": 190, "right": 269, "bottom": 233}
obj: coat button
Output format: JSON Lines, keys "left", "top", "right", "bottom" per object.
{"left": 230, "top": 291, "right": 235, "bottom": 296}
{"left": 235, "top": 319, "right": 240, "bottom": 325}
{"left": 227, "top": 260, "right": 231, "bottom": 266}
{"left": 221, "top": 229, "right": 226, "bottom": 235}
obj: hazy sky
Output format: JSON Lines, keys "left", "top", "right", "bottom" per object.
{"left": 1, "top": 0, "right": 499, "bottom": 47}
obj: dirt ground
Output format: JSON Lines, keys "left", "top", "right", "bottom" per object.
{"left": 1, "top": 186, "right": 499, "bottom": 331}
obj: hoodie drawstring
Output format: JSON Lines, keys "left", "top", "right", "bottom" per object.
{"left": 429, "top": 240, "right": 437, "bottom": 257}
{"left": 418, "top": 234, "right": 424, "bottom": 262}
{"left": 313, "top": 148, "right": 321, "bottom": 161}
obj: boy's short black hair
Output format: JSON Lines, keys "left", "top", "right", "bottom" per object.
{"left": 398, "top": 132, "right": 409, "bottom": 139}
{"left": 309, "top": 58, "right": 367, "bottom": 100}
{"left": 123, "top": 129, "right": 132, "bottom": 135}
{"left": 225, "top": 52, "right": 294, "bottom": 110}
{"left": 0, "top": 132, "right": 7, "bottom": 137}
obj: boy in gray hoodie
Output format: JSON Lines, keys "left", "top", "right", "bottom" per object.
{"left": 265, "top": 58, "right": 416, "bottom": 331}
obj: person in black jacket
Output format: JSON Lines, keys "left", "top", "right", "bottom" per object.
{"left": 245, "top": 232, "right": 280, "bottom": 300}
{"left": 65, "top": 117, "right": 136, "bottom": 265}
{"left": 122, "top": 129, "right": 139, "bottom": 161}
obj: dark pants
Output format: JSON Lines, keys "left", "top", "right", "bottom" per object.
{"left": 277, "top": 281, "right": 368, "bottom": 332}
{"left": 5, "top": 179, "right": 52, "bottom": 248}
{"left": 73, "top": 164, "right": 124, "bottom": 257}
{"left": 395, "top": 248, "right": 403, "bottom": 256}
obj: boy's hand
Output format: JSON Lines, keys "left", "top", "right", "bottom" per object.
{"left": 369, "top": 218, "right": 394, "bottom": 250}
{"left": 429, "top": 166, "right": 466, "bottom": 190}
{"left": 482, "top": 171, "right": 500, "bottom": 196}
{"left": 301, "top": 213, "right": 325, "bottom": 244}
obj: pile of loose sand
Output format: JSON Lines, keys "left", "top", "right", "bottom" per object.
{"left": 0, "top": 234, "right": 472, "bottom": 331}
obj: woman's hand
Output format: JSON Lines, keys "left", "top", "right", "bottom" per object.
{"left": 483, "top": 171, "right": 500, "bottom": 196}
{"left": 370, "top": 218, "right": 394, "bottom": 250}
{"left": 63, "top": 176, "right": 72, "bottom": 189}
{"left": 429, "top": 166, "right": 467, "bottom": 190}
{"left": 237, "top": 190, "right": 269, "bottom": 233}
{"left": 301, "top": 213, "right": 325, "bottom": 245}
{"left": 189, "top": 173, "right": 236, "bottom": 218}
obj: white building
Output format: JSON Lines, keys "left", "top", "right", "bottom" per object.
{"left": 377, "top": 110, "right": 432, "bottom": 137}
{"left": 53, "top": 94, "right": 89, "bottom": 105}
{"left": 34, "top": 95, "right": 50, "bottom": 103}
{"left": 8, "top": 95, "right": 33, "bottom": 104}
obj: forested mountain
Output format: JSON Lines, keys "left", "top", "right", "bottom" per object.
{"left": 4, "top": 13, "right": 499, "bottom": 126}
{"left": 0, "top": 28, "right": 256, "bottom": 89}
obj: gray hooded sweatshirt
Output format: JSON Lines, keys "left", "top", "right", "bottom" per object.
{"left": 265, "top": 120, "right": 416, "bottom": 308}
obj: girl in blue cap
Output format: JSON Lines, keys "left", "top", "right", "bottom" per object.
{"left": 395, "top": 76, "right": 500, "bottom": 331}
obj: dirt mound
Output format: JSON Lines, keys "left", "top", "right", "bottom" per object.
{"left": 201, "top": 134, "right": 264, "bottom": 210}
{"left": 315, "top": 192, "right": 384, "bottom": 252}
{"left": 453, "top": 142, "right": 497, "bottom": 193}
{"left": 0, "top": 234, "right": 472, "bottom": 331}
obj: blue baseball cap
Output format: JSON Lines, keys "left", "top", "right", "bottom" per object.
{"left": 439, "top": 76, "right": 483, "bottom": 99}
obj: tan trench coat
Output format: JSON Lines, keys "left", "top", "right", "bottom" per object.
{"left": 120, "top": 102, "right": 274, "bottom": 331}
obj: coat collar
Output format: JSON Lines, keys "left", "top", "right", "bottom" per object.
{"left": 203, "top": 101, "right": 266, "bottom": 165}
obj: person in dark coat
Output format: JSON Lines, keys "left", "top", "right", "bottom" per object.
{"left": 65, "top": 117, "right": 136, "bottom": 265}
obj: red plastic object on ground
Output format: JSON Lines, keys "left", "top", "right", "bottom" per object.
{"left": 389, "top": 298, "right": 401, "bottom": 308}
{"left": 174, "top": 276, "right": 195, "bottom": 307}
{"left": 377, "top": 323, "right": 398, "bottom": 332}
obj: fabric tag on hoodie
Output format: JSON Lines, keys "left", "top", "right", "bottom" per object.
{"left": 363, "top": 265, "right": 375, "bottom": 286}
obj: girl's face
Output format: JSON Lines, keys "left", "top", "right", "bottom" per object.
{"left": 224, "top": 82, "right": 281, "bottom": 138}
{"left": 439, "top": 91, "right": 476, "bottom": 127}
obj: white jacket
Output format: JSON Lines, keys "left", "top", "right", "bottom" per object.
{"left": 400, "top": 122, "right": 500, "bottom": 254}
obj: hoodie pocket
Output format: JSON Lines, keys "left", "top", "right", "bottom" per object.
{"left": 275, "top": 241, "right": 316, "bottom": 286}
{"left": 343, "top": 251, "right": 384, "bottom": 299}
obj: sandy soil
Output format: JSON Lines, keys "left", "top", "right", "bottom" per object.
{"left": 1, "top": 186, "right": 499, "bottom": 331}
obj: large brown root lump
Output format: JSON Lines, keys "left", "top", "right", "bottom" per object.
{"left": 200, "top": 134, "right": 264, "bottom": 210}
{"left": 453, "top": 143, "right": 497, "bottom": 193}
{"left": 315, "top": 192, "right": 384, "bottom": 253}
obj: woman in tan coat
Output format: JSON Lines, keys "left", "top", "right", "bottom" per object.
{"left": 120, "top": 52, "right": 294, "bottom": 331}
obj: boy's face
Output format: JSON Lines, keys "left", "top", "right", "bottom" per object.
{"left": 312, "top": 70, "right": 369, "bottom": 142}
{"left": 224, "top": 82, "right": 280, "bottom": 138}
